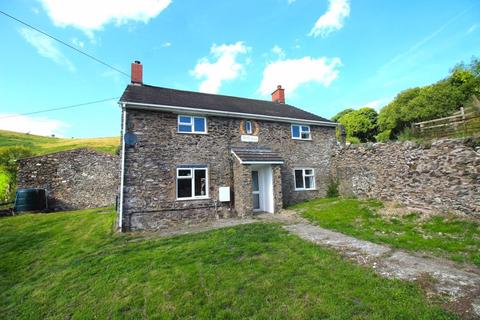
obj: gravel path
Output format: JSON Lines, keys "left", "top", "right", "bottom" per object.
{"left": 281, "top": 220, "right": 480, "bottom": 319}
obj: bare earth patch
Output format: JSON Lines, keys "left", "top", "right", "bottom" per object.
{"left": 379, "top": 201, "right": 478, "bottom": 223}
{"left": 276, "top": 212, "right": 480, "bottom": 319}
{"left": 127, "top": 217, "right": 258, "bottom": 240}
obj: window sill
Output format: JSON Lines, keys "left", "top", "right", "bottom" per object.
{"left": 292, "top": 138, "right": 312, "bottom": 141}
{"left": 176, "top": 197, "right": 211, "bottom": 201}
{"left": 177, "top": 131, "right": 208, "bottom": 135}
{"left": 294, "top": 188, "right": 317, "bottom": 192}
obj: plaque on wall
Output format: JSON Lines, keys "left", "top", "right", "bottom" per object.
{"left": 241, "top": 135, "right": 259, "bottom": 142}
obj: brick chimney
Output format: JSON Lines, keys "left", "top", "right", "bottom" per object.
{"left": 271, "top": 85, "right": 285, "bottom": 104}
{"left": 131, "top": 60, "right": 143, "bottom": 85}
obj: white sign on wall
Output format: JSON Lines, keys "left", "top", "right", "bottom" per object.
{"left": 218, "top": 187, "right": 230, "bottom": 202}
{"left": 241, "top": 135, "right": 259, "bottom": 142}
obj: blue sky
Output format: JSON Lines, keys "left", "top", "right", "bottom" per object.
{"left": 0, "top": 0, "right": 478, "bottom": 138}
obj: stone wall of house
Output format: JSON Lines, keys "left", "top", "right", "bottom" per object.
{"left": 272, "top": 165, "right": 284, "bottom": 213}
{"left": 17, "top": 148, "right": 119, "bottom": 211}
{"left": 121, "top": 109, "right": 336, "bottom": 230}
{"left": 233, "top": 160, "right": 252, "bottom": 218}
{"left": 331, "top": 138, "right": 480, "bottom": 216}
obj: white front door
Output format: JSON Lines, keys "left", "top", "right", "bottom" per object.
{"left": 251, "top": 166, "right": 274, "bottom": 213}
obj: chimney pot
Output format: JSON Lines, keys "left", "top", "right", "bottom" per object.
{"left": 271, "top": 85, "right": 285, "bottom": 104}
{"left": 131, "top": 61, "right": 143, "bottom": 85}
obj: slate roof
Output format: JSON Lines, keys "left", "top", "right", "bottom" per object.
{"left": 231, "top": 147, "right": 284, "bottom": 164}
{"left": 120, "top": 84, "right": 333, "bottom": 124}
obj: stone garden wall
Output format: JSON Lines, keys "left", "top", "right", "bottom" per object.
{"left": 17, "top": 148, "right": 119, "bottom": 211}
{"left": 332, "top": 138, "right": 480, "bottom": 216}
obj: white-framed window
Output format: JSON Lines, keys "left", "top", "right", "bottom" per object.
{"left": 177, "top": 115, "right": 207, "bottom": 134}
{"left": 294, "top": 168, "right": 315, "bottom": 190}
{"left": 245, "top": 120, "right": 253, "bottom": 134}
{"left": 291, "top": 124, "right": 311, "bottom": 140}
{"left": 176, "top": 166, "right": 209, "bottom": 200}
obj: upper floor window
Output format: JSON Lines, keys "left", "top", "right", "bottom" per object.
{"left": 178, "top": 115, "right": 207, "bottom": 134}
{"left": 245, "top": 120, "right": 253, "bottom": 134}
{"left": 291, "top": 124, "right": 311, "bottom": 140}
{"left": 294, "top": 168, "right": 315, "bottom": 190}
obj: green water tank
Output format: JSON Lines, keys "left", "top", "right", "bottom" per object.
{"left": 14, "top": 188, "right": 47, "bottom": 213}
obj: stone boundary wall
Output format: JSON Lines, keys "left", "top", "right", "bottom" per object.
{"left": 331, "top": 138, "right": 480, "bottom": 216}
{"left": 17, "top": 148, "right": 119, "bottom": 211}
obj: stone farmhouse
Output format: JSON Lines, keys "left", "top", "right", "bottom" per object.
{"left": 118, "top": 61, "right": 337, "bottom": 231}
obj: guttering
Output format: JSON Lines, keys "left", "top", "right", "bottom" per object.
{"left": 121, "top": 101, "right": 337, "bottom": 127}
{"left": 231, "top": 150, "right": 284, "bottom": 165}
{"left": 118, "top": 103, "right": 127, "bottom": 230}
{"left": 242, "top": 161, "right": 284, "bottom": 165}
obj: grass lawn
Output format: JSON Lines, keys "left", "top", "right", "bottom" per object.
{"left": 0, "top": 208, "right": 455, "bottom": 319}
{"left": 292, "top": 198, "right": 480, "bottom": 267}
{"left": 0, "top": 129, "right": 119, "bottom": 155}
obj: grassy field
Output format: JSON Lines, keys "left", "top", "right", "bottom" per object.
{"left": 293, "top": 198, "right": 480, "bottom": 267}
{"left": 0, "top": 129, "right": 119, "bottom": 155}
{"left": 0, "top": 208, "right": 454, "bottom": 319}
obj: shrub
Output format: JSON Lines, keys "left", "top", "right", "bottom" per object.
{"left": 326, "top": 179, "right": 339, "bottom": 198}
{"left": 397, "top": 127, "right": 415, "bottom": 141}
{"left": 346, "top": 136, "right": 361, "bottom": 144}
{"left": 0, "top": 147, "right": 34, "bottom": 202}
{"left": 375, "top": 130, "right": 391, "bottom": 142}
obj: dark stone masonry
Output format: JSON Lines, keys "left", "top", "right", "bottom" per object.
{"left": 17, "top": 148, "right": 119, "bottom": 211}
{"left": 121, "top": 109, "right": 337, "bottom": 230}
{"left": 332, "top": 138, "right": 480, "bottom": 216}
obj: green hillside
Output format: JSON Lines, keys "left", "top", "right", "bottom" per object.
{"left": 0, "top": 130, "right": 120, "bottom": 203}
{"left": 0, "top": 130, "right": 120, "bottom": 155}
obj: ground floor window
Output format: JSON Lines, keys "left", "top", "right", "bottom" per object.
{"left": 294, "top": 168, "right": 315, "bottom": 190}
{"left": 177, "top": 167, "right": 208, "bottom": 199}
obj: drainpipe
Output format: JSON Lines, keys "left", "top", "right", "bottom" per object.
{"left": 118, "top": 103, "right": 127, "bottom": 230}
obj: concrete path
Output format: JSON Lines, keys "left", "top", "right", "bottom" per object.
{"left": 269, "top": 214, "right": 480, "bottom": 319}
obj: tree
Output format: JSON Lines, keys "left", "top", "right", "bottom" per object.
{"left": 331, "top": 108, "right": 354, "bottom": 122}
{"left": 338, "top": 107, "right": 378, "bottom": 143}
{"left": 377, "top": 57, "right": 480, "bottom": 140}
{"left": 377, "top": 87, "right": 422, "bottom": 136}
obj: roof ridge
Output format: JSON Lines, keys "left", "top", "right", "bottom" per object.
{"left": 132, "top": 84, "right": 300, "bottom": 108}
{"left": 121, "top": 84, "right": 334, "bottom": 124}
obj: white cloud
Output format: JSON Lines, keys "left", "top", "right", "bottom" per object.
{"left": 0, "top": 114, "right": 68, "bottom": 137}
{"left": 346, "top": 97, "right": 392, "bottom": 112}
{"left": 71, "top": 37, "right": 85, "bottom": 48}
{"left": 364, "top": 99, "right": 386, "bottom": 110}
{"left": 191, "top": 41, "right": 250, "bottom": 94}
{"left": 38, "top": 0, "right": 171, "bottom": 36}
{"left": 271, "top": 45, "right": 286, "bottom": 59}
{"left": 259, "top": 56, "right": 342, "bottom": 95}
{"left": 467, "top": 24, "right": 477, "bottom": 34}
{"left": 162, "top": 42, "right": 171, "bottom": 47}
{"left": 19, "top": 27, "right": 75, "bottom": 71}
{"left": 309, "top": 0, "right": 350, "bottom": 38}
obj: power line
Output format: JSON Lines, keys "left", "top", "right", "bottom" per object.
{"left": 0, "top": 97, "right": 120, "bottom": 119}
{"left": 0, "top": 10, "right": 130, "bottom": 78}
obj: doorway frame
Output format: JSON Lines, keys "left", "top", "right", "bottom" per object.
{"left": 250, "top": 165, "right": 274, "bottom": 213}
